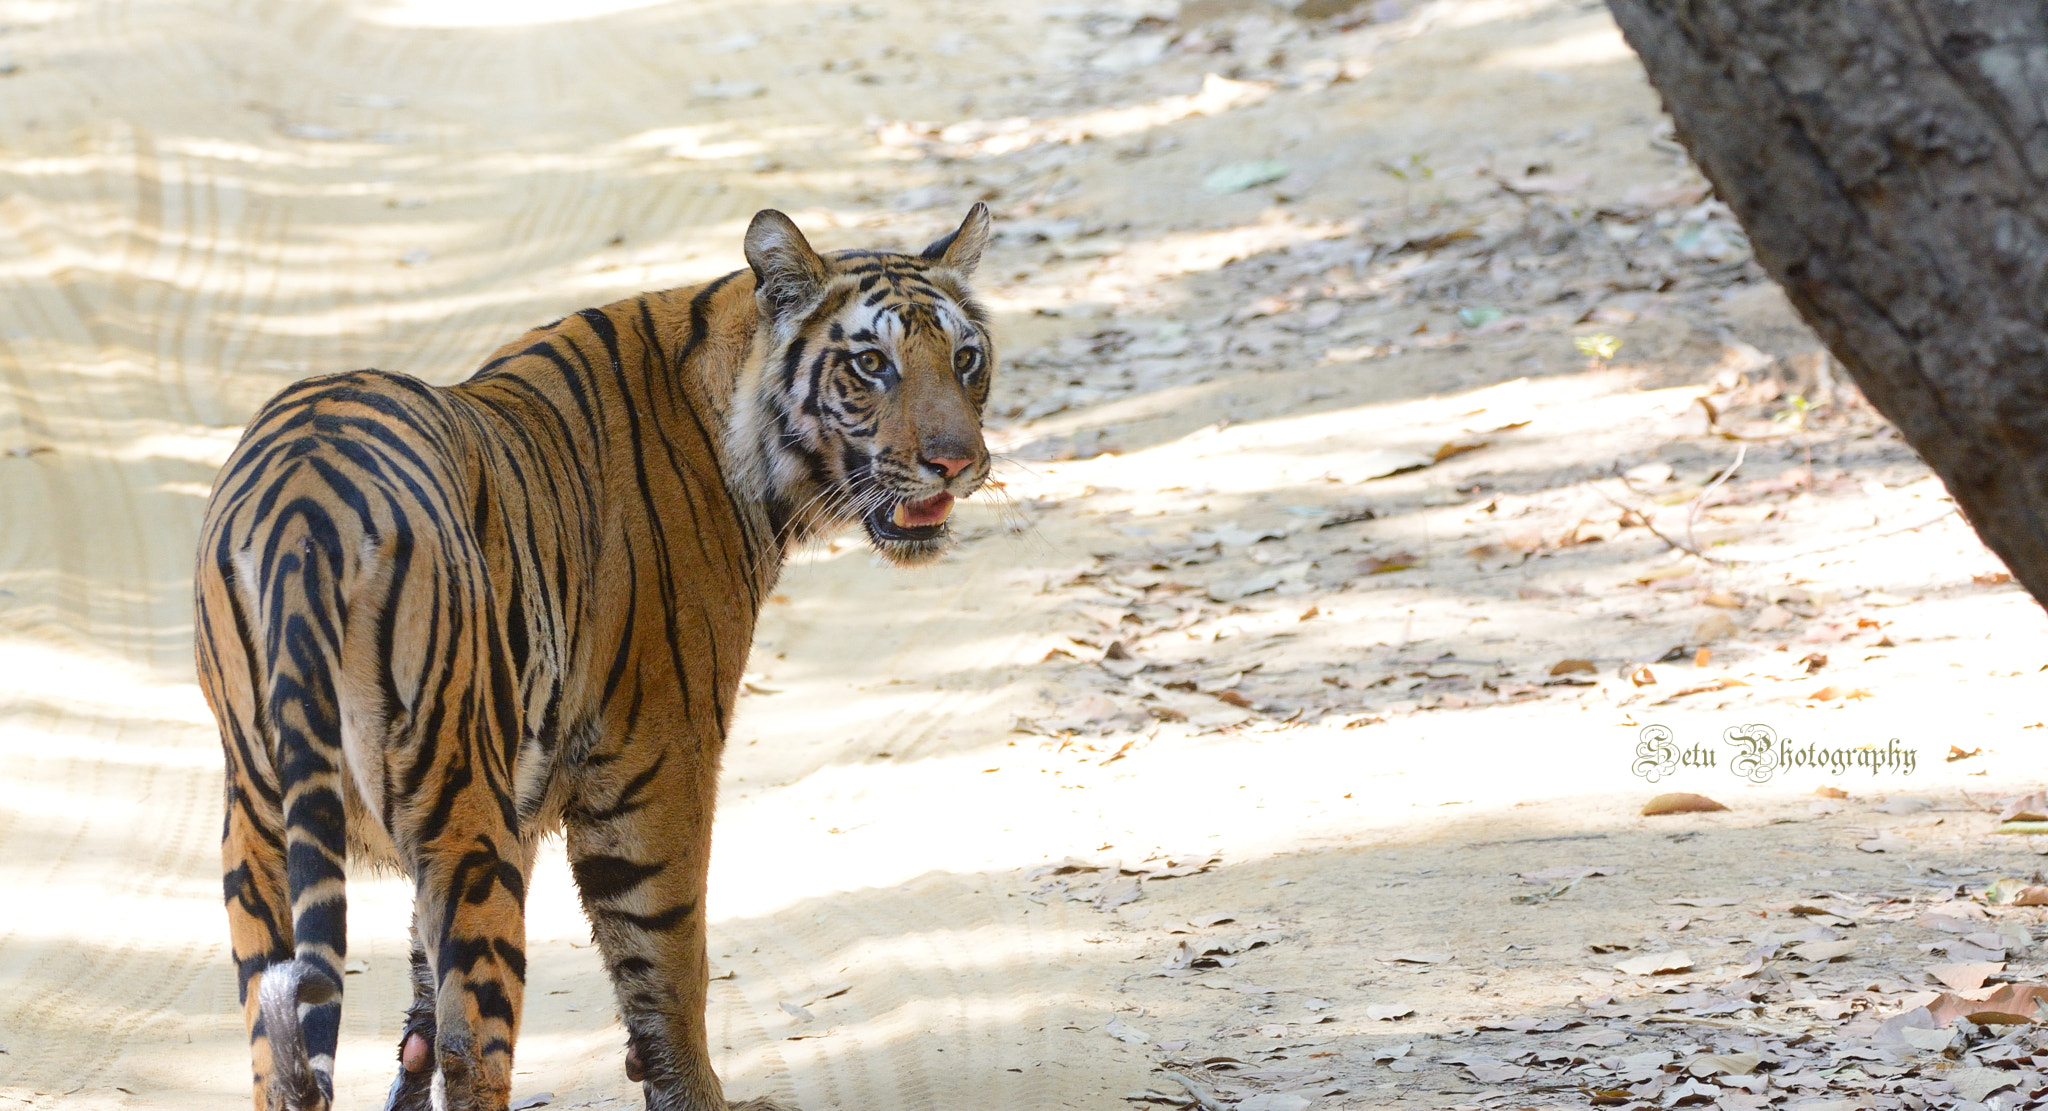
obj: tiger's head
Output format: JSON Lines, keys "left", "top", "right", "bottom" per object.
{"left": 735, "top": 203, "right": 996, "bottom": 567}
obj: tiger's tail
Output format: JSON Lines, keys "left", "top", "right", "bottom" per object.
{"left": 257, "top": 959, "right": 341, "bottom": 1111}
{"left": 249, "top": 498, "right": 359, "bottom": 1110}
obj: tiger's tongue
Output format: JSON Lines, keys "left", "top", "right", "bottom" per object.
{"left": 892, "top": 492, "right": 954, "bottom": 528}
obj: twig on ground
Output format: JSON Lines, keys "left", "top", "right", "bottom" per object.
{"left": 1159, "top": 1071, "right": 1225, "bottom": 1111}
{"left": 1590, "top": 481, "right": 1713, "bottom": 562}
{"left": 1599, "top": 444, "right": 1746, "bottom": 562}
{"left": 1709, "top": 505, "right": 1957, "bottom": 564}
{"left": 1684, "top": 444, "right": 1748, "bottom": 554}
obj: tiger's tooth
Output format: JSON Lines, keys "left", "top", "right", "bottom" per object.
{"left": 892, "top": 502, "right": 909, "bottom": 527}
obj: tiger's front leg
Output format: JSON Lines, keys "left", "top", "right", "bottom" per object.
{"left": 566, "top": 737, "right": 724, "bottom": 1111}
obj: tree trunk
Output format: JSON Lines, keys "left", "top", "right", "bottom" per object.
{"left": 1604, "top": 0, "right": 2048, "bottom": 605}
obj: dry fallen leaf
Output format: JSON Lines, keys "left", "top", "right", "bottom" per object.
{"left": 1360, "top": 553, "right": 1419, "bottom": 575}
{"left": 2000, "top": 792, "right": 2048, "bottom": 822}
{"left": 1627, "top": 664, "right": 1657, "bottom": 687}
{"left": 1693, "top": 612, "right": 1737, "bottom": 643}
{"left": 1964, "top": 1011, "right": 2037, "bottom": 1026}
{"left": 1549, "top": 658, "right": 1596, "bottom": 676}
{"left": 1685, "top": 1053, "right": 1760, "bottom": 1077}
{"left": 1947, "top": 745, "right": 1982, "bottom": 763}
{"left": 1950, "top": 1066, "right": 2020, "bottom": 1103}
{"left": 1642, "top": 793, "right": 1728, "bottom": 816}
{"left": 1614, "top": 950, "right": 1693, "bottom": 975}
{"left": 1432, "top": 439, "right": 1490, "bottom": 462}
{"left": 1929, "top": 961, "right": 2004, "bottom": 992}
{"left": 1814, "top": 786, "right": 1850, "bottom": 800}
{"left": 1103, "top": 1016, "right": 1150, "bottom": 1044}
{"left": 1750, "top": 604, "right": 1794, "bottom": 632}
{"left": 1928, "top": 983, "right": 2048, "bottom": 1027}
{"left": 1808, "top": 684, "right": 1872, "bottom": 701}
{"left": 1788, "top": 939, "right": 1856, "bottom": 962}
{"left": 1897, "top": 1024, "right": 1958, "bottom": 1052}
{"left": 1464, "top": 1062, "right": 1525, "bottom": 1084}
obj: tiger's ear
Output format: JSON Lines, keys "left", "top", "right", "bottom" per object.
{"left": 920, "top": 202, "right": 992, "bottom": 277}
{"left": 745, "top": 209, "right": 830, "bottom": 320}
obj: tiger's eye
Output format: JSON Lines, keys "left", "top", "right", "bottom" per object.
{"left": 853, "top": 350, "right": 884, "bottom": 376}
{"left": 954, "top": 347, "right": 978, "bottom": 373}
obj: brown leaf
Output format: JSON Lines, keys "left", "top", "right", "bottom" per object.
{"left": 1964, "top": 1011, "right": 2035, "bottom": 1026}
{"left": 1807, "top": 684, "right": 1872, "bottom": 701}
{"left": 1361, "top": 554, "right": 1418, "bottom": 575}
{"left": 1813, "top": 786, "right": 1850, "bottom": 800}
{"left": 1627, "top": 664, "right": 1657, "bottom": 687}
{"left": 1549, "top": 658, "right": 1597, "bottom": 676}
{"left": 2000, "top": 792, "right": 2048, "bottom": 822}
{"left": 1798, "top": 652, "right": 1828, "bottom": 673}
{"left": 1658, "top": 677, "right": 1749, "bottom": 701}
{"left": 1975, "top": 571, "right": 2014, "bottom": 586}
{"left": 1693, "top": 612, "right": 1737, "bottom": 643}
{"left": 1433, "top": 439, "right": 1490, "bottom": 463}
{"left": 1927, "top": 983, "right": 2048, "bottom": 1027}
{"left": 1642, "top": 793, "right": 1728, "bottom": 816}
{"left": 2015, "top": 886, "right": 2048, "bottom": 907}
{"left": 1947, "top": 745, "right": 1982, "bottom": 763}
{"left": 1214, "top": 690, "right": 1254, "bottom": 708}
{"left": 1693, "top": 648, "right": 1711, "bottom": 668}
{"left": 1297, "top": 605, "right": 1319, "bottom": 622}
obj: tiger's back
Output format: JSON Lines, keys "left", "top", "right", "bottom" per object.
{"left": 195, "top": 205, "right": 996, "bottom": 1111}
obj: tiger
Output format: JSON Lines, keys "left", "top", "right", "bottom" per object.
{"left": 193, "top": 204, "right": 998, "bottom": 1111}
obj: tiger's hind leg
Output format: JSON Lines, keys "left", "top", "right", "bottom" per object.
{"left": 566, "top": 734, "right": 725, "bottom": 1111}
{"left": 380, "top": 928, "right": 439, "bottom": 1111}
{"left": 405, "top": 766, "right": 531, "bottom": 1111}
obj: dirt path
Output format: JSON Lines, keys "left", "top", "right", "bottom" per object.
{"left": 6, "top": 1, "right": 2048, "bottom": 1109}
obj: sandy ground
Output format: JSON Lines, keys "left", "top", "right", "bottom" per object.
{"left": 10, "top": 1, "right": 2048, "bottom": 1109}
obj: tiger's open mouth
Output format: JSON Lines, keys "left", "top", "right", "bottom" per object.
{"left": 866, "top": 491, "right": 954, "bottom": 542}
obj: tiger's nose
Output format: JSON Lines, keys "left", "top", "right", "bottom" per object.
{"left": 924, "top": 455, "right": 974, "bottom": 478}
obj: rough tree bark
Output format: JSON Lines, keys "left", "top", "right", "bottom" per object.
{"left": 1604, "top": 1, "right": 2048, "bottom": 605}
